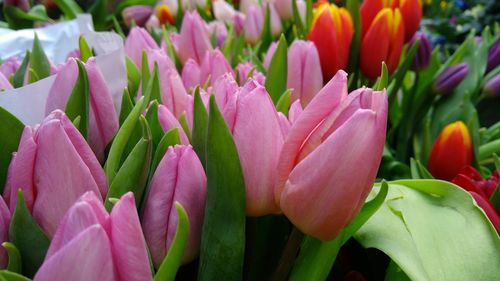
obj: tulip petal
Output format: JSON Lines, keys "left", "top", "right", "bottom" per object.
{"left": 45, "top": 59, "right": 78, "bottom": 115}
{"left": 157, "top": 104, "right": 190, "bottom": 145}
{"left": 34, "top": 225, "right": 116, "bottom": 281}
{"left": 110, "top": 193, "right": 152, "bottom": 281}
{"left": 124, "top": 27, "right": 159, "bottom": 68}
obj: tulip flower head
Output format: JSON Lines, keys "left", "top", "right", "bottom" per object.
{"left": 0, "top": 72, "right": 12, "bottom": 91}
{"left": 3, "top": 111, "right": 108, "bottom": 238}
{"left": 428, "top": 121, "right": 473, "bottom": 181}
{"left": 360, "top": 8, "right": 404, "bottom": 79}
{"left": 408, "top": 31, "right": 432, "bottom": 71}
{"left": 486, "top": 40, "right": 499, "bottom": 73}
{"left": 483, "top": 72, "right": 500, "bottom": 98}
{"left": 0, "top": 197, "right": 10, "bottom": 269}
{"left": 432, "top": 63, "right": 469, "bottom": 95}
{"left": 276, "top": 71, "right": 388, "bottom": 240}
{"left": 178, "top": 11, "right": 213, "bottom": 64}
{"left": 156, "top": 4, "right": 175, "bottom": 25}
{"left": 122, "top": 5, "right": 154, "bottom": 27}
{"left": 308, "top": 2, "right": 353, "bottom": 82}
{"left": 124, "top": 27, "right": 159, "bottom": 68}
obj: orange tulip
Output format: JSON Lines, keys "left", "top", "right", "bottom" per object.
{"left": 361, "top": 0, "right": 422, "bottom": 41}
{"left": 428, "top": 121, "right": 474, "bottom": 181}
{"left": 308, "top": 2, "right": 353, "bottom": 82}
{"left": 360, "top": 8, "right": 404, "bottom": 80}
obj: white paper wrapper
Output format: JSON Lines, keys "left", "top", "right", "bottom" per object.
{"left": 0, "top": 15, "right": 126, "bottom": 126}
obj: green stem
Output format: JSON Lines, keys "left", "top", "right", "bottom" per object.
{"left": 479, "top": 139, "right": 500, "bottom": 161}
{"left": 271, "top": 227, "right": 304, "bottom": 281}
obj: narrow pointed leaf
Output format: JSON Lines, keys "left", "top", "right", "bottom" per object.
{"left": 64, "top": 60, "right": 89, "bottom": 139}
{"left": 0, "top": 107, "right": 24, "bottom": 192}
{"left": 265, "top": 35, "right": 288, "bottom": 104}
{"left": 150, "top": 128, "right": 181, "bottom": 176}
{"left": 145, "top": 101, "right": 164, "bottom": 150}
{"left": 119, "top": 88, "right": 134, "bottom": 125}
{"left": 79, "top": 35, "right": 93, "bottom": 63}
{"left": 53, "top": 0, "right": 83, "bottom": 19}
{"left": 29, "top": 34, "right": 51, "bottom": 81}
{"left": 2, "top": 242, "right": 22, "bottom": 273}
{"left": 191, "top": 88, "right": 208, "bottom": 167}
{"left": 126, "top": 57, "right": 141, "bottom": 99}
{"left": 0, "top": 270, "right": 31, "bottom": 281}
{"left": 12, "top": 51, "right": 30, "bottom": 88}
{"left": 276, "top": 89, "right": 292, "bottom": 116}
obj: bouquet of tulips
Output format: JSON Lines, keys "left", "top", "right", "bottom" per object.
{"left": 0, "top": 0, "right": 499, "bottom": 280}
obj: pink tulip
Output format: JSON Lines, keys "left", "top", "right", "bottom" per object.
{"left": 182, "top": 59, "right": 201, "bottom": 90}
{"left": 263, "top": 42, "right": 278, "bottom": 69}
{"left": 240, "top": 0, "right": 259, "bottom": 14}
{"left": 178, "top": 11, "right": 213, "bottom": 64}
{"left": 199, "top": 49, "right": 233, "bottom": 87}
{"left": 124, "top": 27, "right": 159, "bottom": 68}
{"left": 0, "top": 72, "right": 13, "bottom": 91}
{"left": 0, "top": 56, "right": 20, "bottom": 78}
{"left": 267, "top": 3, "right": 283, "bottom": 37}
{"left": 233, "top": 12, "right": 246, "bottom": 35}
{"left": 244, "top": 6, "right": 264, "bottom": 44}
{"left": 122, "top": 5, "right": 154, "bottom": 27}
{"left": 45, "top": 58, "right": 119, "bottom": 162}
{"left": 142, "top": 145, "right": 206, "bottom": 266}
{"left": 213, "top": 0, "right": 236, "bottom": 24}
{"left": 223, "top": 80, "right": 284, "bottom": 215}
{"left": 0, "top": 197, "right": 10, "bottom": 269}
{"left": 34, "top": 192, "right": 151, "bottom": 281}
{"left": 157, "top": 105, "right": 190, "bottom": 144}
{"left": 213, "top": 73, "right": 239, "bottom": 110}
{"left": 275, "top": 71, "right": 388, "bottom": 240}
{"left": 287, "top": 40, "right": 323, "bottom": 107}
{"left": 207, "top": 21, "right": 228, "bottom": 48}
{"left": 236, "top": 62, "right": 266, "bottom": 85}
{"left": 3, "top": 111, "right": 108, "bottom": 238}
{"left": 288, "top": 99, "right": 303, "bottom": 124}
{"left": 275, "top": 0, "right": 293, "bottom": 20}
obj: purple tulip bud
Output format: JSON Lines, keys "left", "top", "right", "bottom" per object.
{"left": 486, "top": 40, "right": 500, "bottom": 73}
{"left": 433, "top": 63, "right": 469, "bottom": 94}
{"left": 122, "top": 5, "right": 154, "bottom": 27}
{"left": 409, "top": 32, "right": 432, "bottom": 71}
{"left": 483, "top": 73, "right": 500, "bottom": 98}
{"left": 0, "top": 56, "right": 21, "bottom": 78}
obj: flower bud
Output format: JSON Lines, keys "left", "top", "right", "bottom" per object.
{"left": 432, "top": 63, "right": 469, "bottom": 95}
{"left": 122, "top": 5, "right": 154, "bottom": 27}
{"left": 409, "top": 31, "right": 432, "bottom": 71}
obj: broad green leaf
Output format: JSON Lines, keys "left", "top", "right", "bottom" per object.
{"left": 64, "top": 60, "right": 89, "bottom": 139}
{"left": 105, "top": 97, "right": 147, "bottom": 183}
{"left": 3, "top": 5, "right": 50, "bottom": 30}
{"left": 0, "top": 107, "right": 24, "bottom": 192}
{"left": 289, "top": 182, "right": 388, "bottom": 281}
{"left": 12, "top": 51, "right": 30, "bottom": 88}
{"left": 54, "top": 0, "right": 83, "bottom": 19}
{"left": 354, "top": 180, "right": 500, "bottom": 281}
{"left": 105, "top": 116, "right": 152, "bottom": 211}
{"left": 27, "top": 69, "right": 39, "bottom": 84}
{"left": 126, "top": 57, "right": 141, "bottom": 99}
{"left": 191, "top": 88, "right": 209, "bottom": 167}
{"left": 198, "top": 96, "right": 246, "bottom": 280}
{"left": 276, "top": 89, "right": 292, "bottom": 116}
{"left": 265, "top": 35, "right": 288, "bottom": 104}
{"left": 0, "top": 270, "right": 31, "bottom": 281}
{"left": 2, "top": 242, "right": 22, "bottom": 273}
{"left": 9, "top": 191, "right": 50, "bottom": 278}
{"left": 154, "top": 202, "right": 189, "bottom": 281}
{"left": 29, "top": 34, "right": 51, "bottom": 81}
{"left": 79, "top": 35, "right": 93, "bottom": 62}
{"left": 385, "top": 261, "right": 412, "bottom": 281}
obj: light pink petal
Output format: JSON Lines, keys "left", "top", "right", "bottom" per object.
{"left": 288, "top": 100, "right": 303, "bottom": 124}
{"left": 34, "top": 225, "right": 116, "bottom": 281}
{"left": 0, "top": 72, "right": 13, "bottom": 91}
{"left": 182, "top": 59, "right": 201, "bottom": 90}
{"left": 213, "top": 73, "right": 239, "bottom": 111}
{"left": 263, "top": 42, "right": 277, "bottom": 69}
{"left": 125, "top": 27, "right": 159, "bottom": 68}
{"left": 199, "top": 49, "right": 233, "bottom": 87}
{"left": 178, "top": 12, "right": 212, "bottom": 64}
{"left": 32, "top": 115, "right": 104, "bottom": 238}
{"left": 0, "top": 197, "right": 10, "bottom": 268}
{"left": 157, "top": 105, "right": 190, "bottom": 144}
{"left": 45, "top": 59, "right": 78, "bottom": 115}
{"left": 110, "top": 193, "right": 152, "bottom": 281}
{"left": 275, "top": 70, "right": 348, "bottom": 202}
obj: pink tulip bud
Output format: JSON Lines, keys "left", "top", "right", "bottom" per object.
{"left": 263, "top": 42, "right": 278, "bottom": 69}
{"left": 244, "top": 6, "right": 264, "bottom": 44}
{"left": 142, "top": 145, "right": 206, "bottom": 266}
{"left": 213, "top": 73, "right": 239, "bottom": 110}
{"left": 0, "top": 72, "right": 13, "bottom": 91}
{"left": 207, "top": 21, "right": 228, "bottom": 48}
{"left": 0, "top": 197, "right": 10, "bottom": 269}
{"left": 276, "top": 71, "right": 388, "bottom": 240}
{"left": 4, "top": 111, "right": 108, "bottom": 238}
{"left": 157, "top": 104, "right": 190, "bottom": 144}
{"left": 200, "top": 49, "right": 233, "bottom": 87}
{"left": 240, "top": 0, "right": 259, "bottom": 14}
{"left": 287, "top": 40, "right": 323, "bottom": 107}
{"left": 178, "top": 11, "right": 213, "bottom": 64}
{"left": 182, "top": 59, "right": 201, "bottom": 90}
{"left": 124, "top": 27, "right": 159, "bottom": 68}
{"left": 45, "top": 58, "right": 119, "bottom": 162}
{"left": 266, "top": 3, "right": 283, "bottom": 37}
{"left": 236, "top": 62, "right": 266, "bottom": 85}
{"left": 223, "top": 81, "right": 285, "bottom": 215}
{"left": 0, "top": 56, "right": 21, "bottom": 78}
{"left": 122, "top": 5, "right": 154, "bottom": 28}
{"left": 233, "top": 12, "right": 246, "bottom": 35}
{"left": 34, "top": 192, "right": 152, "bottom": 281}
{"left": 274, "top": 0, "right": 293, "bottom": 20}
{"left": 213, "top": 0, "right": 236, "bottom": 24}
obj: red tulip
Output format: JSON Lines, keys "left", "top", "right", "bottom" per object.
{"left": 428, "top": 121, "right": 473, "bottom": 181}
{"left": 308, "top": 2, "right": 353, "bottom": 82}
{"left": 360, "top": 8, "right": 404, "bottom": 79}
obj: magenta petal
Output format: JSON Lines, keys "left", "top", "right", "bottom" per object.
{"left": 45, "top": 59, "right": 78, "bottom": 115}
{"left": 110, "top": 193, "right": 152, "bottom": 281}
{"left": 124, "top": 27, "right": 159, "bottom": 68}
{"left": 34, "top": 225, "right": 115, "bottom": 281}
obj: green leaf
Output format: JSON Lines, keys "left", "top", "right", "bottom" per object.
{"left": 105, "top": 97, "right": 147, "bottom": 184}
{"left": 105, "top": 116, "right": 152, "bottom": 211}
{"left": 2, "top": 242, "right": 22, "bottom": 273}
{"left": 354, "top": 180, "right": 500, "bottom": 281}
{"left": 154, "top": 202, "right": 189, "bottom": 281}
{"left": 12, "top": 51, "right": 30, "bottom": 88}
{"left": 150, "top": 128, "right": 181, "bottom": 177}
{"left": 479, "top": 139, "right": 500, "bottom": 161}
{"left": 191, "top": 88, "right": 209, "bottom": 167}
{"left": 126, "top": 57, "right": 141, "bottom": 99}
{"left": 258, "top": 5, "right": 273, "bottom": 54}
{"left": 289, "top": 181, "right": 388, "bottom": 281}
{"left": 276, "top": 89, "right": 292, "bottom": 116}
{"left": 29, "top": 34, "right": 51, "bottom": 81}
{"left": 89, "top": 0, "right": 108, "bottom": 31}
{"left": 178, "top": 113, "right": 192, "bottom": 143}
{"left": 385, "top": 261, "right": 412, "bottom": 281}
{"left": 346, "top": 0, "right": 361, "bottom": 73}
{"left": 3, "top": 5, "right": 50, "bottom": 29}
{"left": 374, "top": 62, "right": 389, "bottom": 91}
{"left": 53, "top": 0, "right": 83, "bottom": 19}
{"left": 27, "top": 69, "right": 39, "bottom": 85}
{"left": 0, "top": 270, "right": 31, "bottom": 281}
{"left": 198, "top": 96, "right": 246, "bottom": 281}
{"left": 64, "top": 60, "right": 89, "bottom": 139}
{"left": 141, "top": 51, "right": 151, "bottom": 96}
{"left": 119, "top": 88, "right": 135, "bottom": 126}
{"left": 145, "top": 101, "right": 164, "bottom": 151}
{"left": 305, "top": 0, "right": 313, "bottom": 34}
{"left": 0, "top": 107, "right": 24, "bottom": 193}
{"left": 291, "top": 0, "right": 304, "bottom": 38}
{"left": 162, "top": 26, "right": 182, "bottom": 71}
{"left": 409, "top": 158, "right": 434, "bottom": 179}
{"left": 265, "top": 35, "right": 288, "bottom": 104}
{"left": 79, "top": 35, "right": 93, "bottom": 63}
{"left": 9, "top": 191, "right": 50, "bottom": 278}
